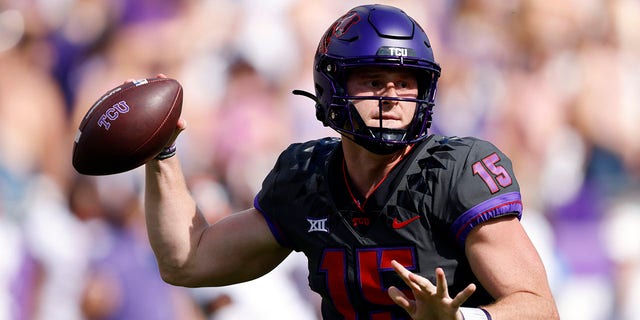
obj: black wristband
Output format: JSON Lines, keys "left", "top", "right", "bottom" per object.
{"left": 155, "top": 144, "right": 177, "bottom": 160}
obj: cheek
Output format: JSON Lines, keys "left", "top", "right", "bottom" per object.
{"left": 352, "top": 100, "right": 377, "bottom": 115}
{"left": 401, "top": 103, "right": 417, "bottom": 121}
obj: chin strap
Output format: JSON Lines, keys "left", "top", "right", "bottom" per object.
{"left": 292, "top": 90, "right": 318, "bottom": 102}
{"left": 351, "top": 126, "right": 407, "bottom": 155}
{"left": 352, "top": 136, "right": 407, "bottom": 155}
{"left": 293, "top": 89, "right": 328, "bottom": 125}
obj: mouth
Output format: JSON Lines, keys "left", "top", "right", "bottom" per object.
{"left": 370, "top": 114, "right": 404, "bottom": 129}
{"left": 381, "top": 115, "right": 400, "bottom": 121}
{"left": 373, "top": 113, "right": 401, "bottom": 121}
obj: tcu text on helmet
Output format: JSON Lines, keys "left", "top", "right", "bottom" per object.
{"left": 389, "top": 47, "right": 408, "bottom": 56}
{"left": 377, "top": 46, "right": 414, "bottom": 57}
{"left": 97, "top": 101, "right": 130, "bottom": 130}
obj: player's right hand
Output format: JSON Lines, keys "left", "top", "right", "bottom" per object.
{"left": 165, "top": 117, "right": 186, "bottom": 148}
{"left": 122, "top": 73, "right": 187, "bottom": 151}
{"left": 155, "top": 73, "right": 186, "bottom": 150}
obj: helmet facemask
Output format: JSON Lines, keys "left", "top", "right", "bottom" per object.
{"left": 323, "top": 65, "right": 437, "bottom": 154}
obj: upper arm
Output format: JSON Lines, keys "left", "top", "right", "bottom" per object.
{"left": 465, "top": 216, "right": 558, "bottom": 317}
{"left": 465, "top": 216, "right": 550, "bottom": 297}
{"left": 180, "top": 207, "right": 292, "bottom": 287}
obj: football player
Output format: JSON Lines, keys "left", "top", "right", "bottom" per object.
{"left": 145, "top": 4, "right": 559, "bottom": 320}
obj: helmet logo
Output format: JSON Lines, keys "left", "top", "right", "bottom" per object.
{"left": 377, "top": 46, "right": 415, "bottom": 57}
{"left": 334, "top": 11, "right": 359, "bottom": 37}
{"left": 318, "top": 11, "right": 360, "bottom": 54}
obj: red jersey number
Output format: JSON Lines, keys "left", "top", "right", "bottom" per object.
{"left": 319, "top": 247, "right": 415, "bottom": 319}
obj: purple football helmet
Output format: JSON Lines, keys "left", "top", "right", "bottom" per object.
{"left": 294, "top": 4, "right": 441, "bottom": 154}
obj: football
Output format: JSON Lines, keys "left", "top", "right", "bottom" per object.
{"left": 72, "top": 77, "right": 183, "bottom": 175}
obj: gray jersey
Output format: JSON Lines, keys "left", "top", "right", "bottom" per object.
{"left": 255, "top": 135, "right": 522, "bottom": 319}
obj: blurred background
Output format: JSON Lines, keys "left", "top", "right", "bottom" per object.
{"left": 1, "top": 0, "right": 639, "bottom": 319}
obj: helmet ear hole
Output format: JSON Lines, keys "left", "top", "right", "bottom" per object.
{"left": 314, "top": 84, "right": 327, "bottom": 124}
{"left": 327, "top": 105, "right": 347, "bottom": 127}
{"left": 315, "top": 104, "right": 326, "bottom": 124}
{"left": 425, "top": 109, "right": 433, "bottom": 129}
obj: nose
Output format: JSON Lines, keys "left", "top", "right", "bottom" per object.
{"left": 381, "top": 82, "right": 399, "bottom": 107}
{"left": 382, "top": 82, "right": 399, "bottom": 97}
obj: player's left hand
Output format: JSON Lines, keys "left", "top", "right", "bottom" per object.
{"left": 388, "top": 260, "right": 476, "bottom": 320}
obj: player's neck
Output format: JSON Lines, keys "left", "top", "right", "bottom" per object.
{"left": 341, "top": 139, "right": 410, "bottom": 198}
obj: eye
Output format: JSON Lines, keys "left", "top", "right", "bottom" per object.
{"left": 397, "top": 81, "right": 410, "bottom": 89}
{"left": 368, "top": 79, "right": 382, "bottom": 88}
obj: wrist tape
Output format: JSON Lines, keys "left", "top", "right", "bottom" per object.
{"left": 155, "top": 144, "right": 177, "bottom": 160}
{"left": 460, "top": 307, "right": 492, "bottom": 320}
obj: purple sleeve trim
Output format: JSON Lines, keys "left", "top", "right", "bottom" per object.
{"left": 253, "top": 196, "right": 291, "bottom": 248}
{"left": 481, "top": 308, "right": 492, "bottom": 320}
{"left": 450, "top": 191, "right": 523, "bottom": 247}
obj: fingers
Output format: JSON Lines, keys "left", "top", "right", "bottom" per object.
{"left": 161, "top": 118, "right": 187, "bottom": 149}
{"left": 390, "top": 261, "right": 478, "bottom": 320}
{"left": 391, "top": 260, "right": 422, "bottom": 291}
{"left": 120, "top": 74, "right": 185, "bottom": 149}
{"left": 388, "top": 286, "right": 410, "bottom": 308}
{"left": 124, "top": 73, "right": 168, "bottom": 85}
{"left": 391, "top": 261, "right": 475, "bottom": 303}
{"left": 451, "top": 283, "right": 476, "bottom": 307}
{"left": 176, "top": 118, "right": 187, "bottom": 131}
{"left": 435, "top": 267, "right": 449, "bottom": 297}
{"left": 388, "top": 286, "right": 416, "bottom": 315}
{"left": 391, "top": 260, "right": 436, "bottom": 293}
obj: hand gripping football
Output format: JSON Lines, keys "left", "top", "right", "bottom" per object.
{"left": 72, "top": 77, "right": 183, "bottom": 175}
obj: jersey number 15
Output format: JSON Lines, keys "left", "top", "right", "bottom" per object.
{"left": 471, "top": 152, "right": 512, "bottom": 194}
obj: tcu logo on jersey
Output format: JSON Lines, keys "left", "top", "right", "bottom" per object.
{"left": 307, "top": 217, "right": 329, "bottom": 233}
{"left": 97, "top": 101, "right": 130, "bottom": 130}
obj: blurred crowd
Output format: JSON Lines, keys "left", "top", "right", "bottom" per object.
{"left": 1, "top": 0, "right": 639, "bottom": 319}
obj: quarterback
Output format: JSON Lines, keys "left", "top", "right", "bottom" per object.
{"left": 144, "top": 4, "right": 559, "bottom": 320}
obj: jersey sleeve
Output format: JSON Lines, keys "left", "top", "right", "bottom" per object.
{"left": 253, "top": 138, "right": 338, "bottom": 251}
{"left": 446, "top": 138, "right": 523, "bottom": 247}
{"left": 253, "top": 149, "right": 294, "bottom": 249}
{"left": 253, "top": 142, "right": 304, "bottom": 249}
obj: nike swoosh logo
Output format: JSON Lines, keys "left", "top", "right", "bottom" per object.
{"left": 392, "top": 215, "right": 420, "bottom": 229}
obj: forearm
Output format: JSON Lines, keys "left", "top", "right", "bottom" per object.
{"left": 481, "top": 289, "right": 559, "bottom": 319}
{"left": 144, "top": 156, "right": 209, "bottom": 283}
